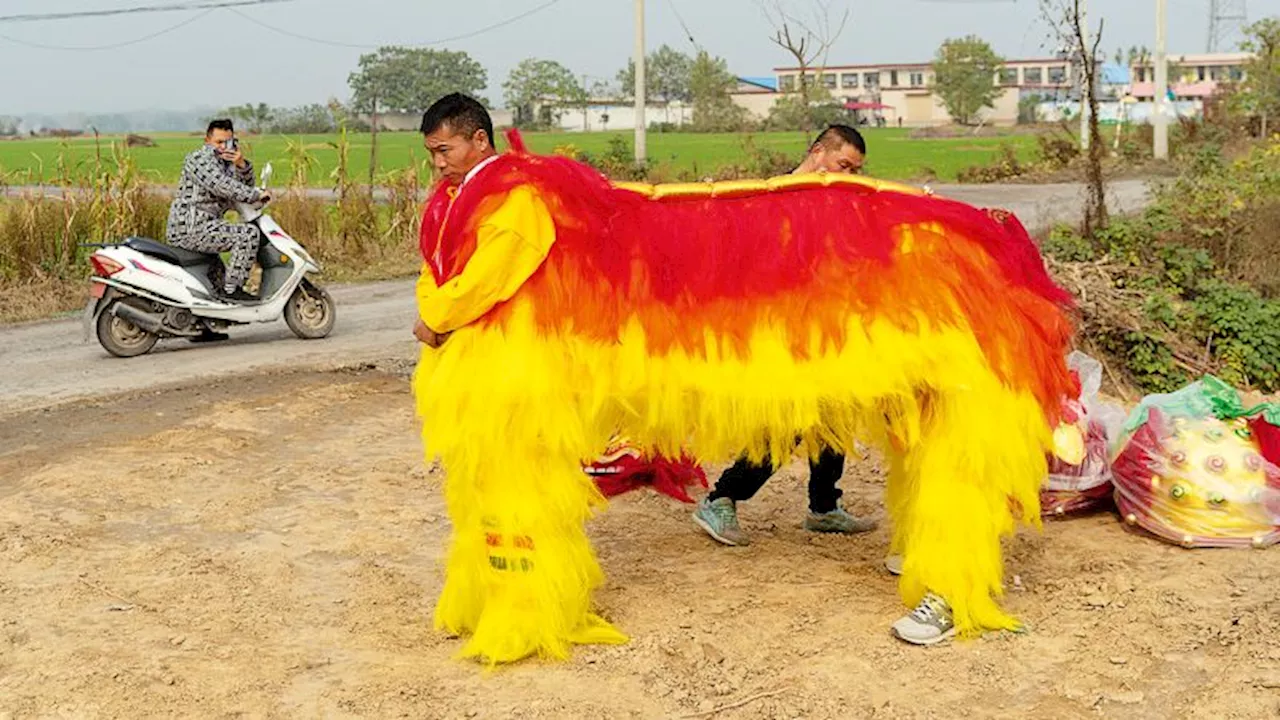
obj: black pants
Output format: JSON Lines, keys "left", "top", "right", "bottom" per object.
{"left": 706, "top": 447, "right": 845, "bottom": 513}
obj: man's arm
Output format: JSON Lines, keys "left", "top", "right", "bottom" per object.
{"left": 417, "top": 186, "right": 556, "bottom": 336}
{"left": 235, "top": 157, "right": 255, "bottom": 185}
{"left": 186, "top": 149, "right": 261, "bottom": 204}
{"left": 413, "top": 264, "right": 448, "bottom": 347}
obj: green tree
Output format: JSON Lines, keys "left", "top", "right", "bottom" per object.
{"left": 503, "top": 58, "right": 586, "bottom": 129}
{"left": 1236, "top": 18, "right": 1280, "bottom": 137}
{"left": 688, "top": 50, "right": 750, "bottom": 132}
{"left": 224, "top": 103, "right": 274, "bottom": 134}
{"left": 348, "top": 47, "right": 487, "bottom": 114}
{"left": 765, "top": 93, "right": 845, "bottom": 131}
{"left": 267, "top": 104, "right": 339, "bottom": 134}
{"left": 1017, "top": 93, "right": 1044, "bottom": 124}
{"left": 616, "top": 44, "right": 694, "bottom": 105}
{"left": 931, "top": 35, "right": 1004, "bottom": 126}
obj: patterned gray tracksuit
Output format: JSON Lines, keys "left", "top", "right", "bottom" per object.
{"left": 165, "top": 144, "right": 262, "bottom": 292}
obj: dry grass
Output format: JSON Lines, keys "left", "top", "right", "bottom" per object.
{"left": 0, "top": 273, "right": 93, "bottom": 324}
{"left": 1045, "top": 255, "right": 1218, "bottom": 400}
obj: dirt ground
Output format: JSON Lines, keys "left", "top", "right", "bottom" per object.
{"left": 2, "top": 366, "right": 1279, "bottom": 720}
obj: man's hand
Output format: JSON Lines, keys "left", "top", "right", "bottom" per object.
{"left": 257, "top": 190, "right": 271, "bottom": 203}
{"left": 413, "top": 318, "right": 451, "bottom": 348}
{"left": 220, "top": 147, "right": 247, "bottom": 169}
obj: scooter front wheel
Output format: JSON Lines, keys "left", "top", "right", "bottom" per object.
{"left": 97, "top": 297, "right": 160, "bottom": 358}
{"left": 284, "top": 280, "right": 336, "bottom": 340}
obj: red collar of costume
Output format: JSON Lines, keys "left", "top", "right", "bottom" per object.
{"left": 419, "top": 130, "right": 533, "bottom": 285}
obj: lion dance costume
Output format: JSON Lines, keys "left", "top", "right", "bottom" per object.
{"left": 1112, "top": 376, "right": 1280, "bottom": 548}
{"left": 413, "top": 131, "right": 1075, "bottom": 665}
{"left": 1041, "top": 352, "right": 1125, "bottom": 517}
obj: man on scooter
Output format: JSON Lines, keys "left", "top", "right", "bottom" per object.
{"left": 166, "top": 118, "right": 270, "bottom": 304}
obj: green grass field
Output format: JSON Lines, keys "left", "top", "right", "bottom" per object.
{"left": 0, "top": 128, "right": 1038, "bottom": 186}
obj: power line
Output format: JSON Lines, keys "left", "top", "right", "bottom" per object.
{"left": 664, "top": 0, "right": 701, "bottom": 51}
{"left": 0, "top": 9, "right": 215, "bottom": 51}
{"left": 0, "top": 0, "right": 290, "bottom": 24}
{"left": 228, "top": 0, "right": 566, "bottom": 50}
{"left": 0, "top": 0, "right": 565, "bottom": 54}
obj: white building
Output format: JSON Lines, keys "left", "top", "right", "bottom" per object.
{"left": 768, "top": 58, "right": 1075, "bottom": 127}
{"left": 733, "top": 51, "right": 1253, "bottom": 127}
{"left": 549, "top": 101, "right": 693, "bottom": 132}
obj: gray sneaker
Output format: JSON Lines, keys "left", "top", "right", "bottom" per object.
{"left": 804, "top": 507, "right": 878, "bottom": 534}
{"left": 884, "top": 554, "right": 904, "bottom": 576}
{"left": 891, "top": 592, "right": 957, "bottom": 646}
{"left": 693, "top": 497, "right": 750, "bottom": 546}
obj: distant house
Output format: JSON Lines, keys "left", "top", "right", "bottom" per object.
{"left": 1127, "top": 52, "right": 1249, "bottom": 101}
{"left": 1031, "top": 55, "right": 1245, "bottom": 126}
{"left": 750, "top": 51, "right": 1252, "bottom": 127}
{"left": 549, "top": 98, "right": 693, "bottom": 132}
{"left": 1100, "top": 63, "right": 1131, "bottom": 100}
{"left": 768, "top": 58, "right": 1076, "bottom": 127}
{"left": 729, "top": 76, "right": 783, "bottom": 120}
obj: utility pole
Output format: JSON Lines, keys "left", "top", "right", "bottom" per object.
{"left": 1080, "top": 0, "right": 1090, "bottom": 151}
{"left": 634, "top": 0, "right": 646, "bottom": 164}
{"left": 1154, "top": 0, "right": 1169, "bottom": 159}
{"left": 369, "top": 88, "right": 379, "bottom": 185}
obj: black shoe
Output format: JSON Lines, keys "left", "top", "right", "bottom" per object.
{"left": 218, "top": 288, "right": 259, "bottom": 304}
{"left": 189, "top": 330, "right": 230, "bottom": 343}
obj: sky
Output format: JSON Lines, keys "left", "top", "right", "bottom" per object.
{"left": 0, "top": 0, "right": 1274, "bottom": 115}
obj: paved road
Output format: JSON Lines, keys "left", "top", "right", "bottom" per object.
{"left": 3, "top": 178, "right": 1152, "bottom": 229}
{"left": 932, "top": 179, "right": 1150, "bottom": 229}
{"left": 0, "top": 180, "right": 1152, "bottom": 418}
{"left": 0, "top": 279, "right": 421, "bottom": 419}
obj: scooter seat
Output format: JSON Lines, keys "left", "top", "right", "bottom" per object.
{"left": 124, "top": 236, "right": 217, "bottom": 268}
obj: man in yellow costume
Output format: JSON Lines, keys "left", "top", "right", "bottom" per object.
{"left": 413, "top": 93, "right": 1076, "bottom": 663}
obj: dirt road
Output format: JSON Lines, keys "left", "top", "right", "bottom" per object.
{"left": 12, "top": 179, "right": 1269, "bottom": 719}
{"left": 2, "top": 367, "right": 1277, "bottom": 719}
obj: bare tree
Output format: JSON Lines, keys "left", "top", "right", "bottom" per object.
{"left": 1042, "top": 0, "right": 1108, "bottom": 240}
{"left": 760, "top": 0, "right": 850, "bottom": 132}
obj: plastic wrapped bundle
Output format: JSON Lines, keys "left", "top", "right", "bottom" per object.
{"left": 1112, "top": 376, "right": 1280, "bottom": 548}
{"left": 1042, "top": 352, "right": 1126, "bottom": 517}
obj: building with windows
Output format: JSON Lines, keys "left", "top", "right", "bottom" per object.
{"left": 730, "top": 76, "right": 782, "bottom": 119}
{"left": 1127, "top": 52, "right": 1249, "bottom": 100}
{"left": 768, "top": 58, "right": 1074, "bottom": 126}
{"left": 734, "top": 52, "right": 1252, "bottom": 127}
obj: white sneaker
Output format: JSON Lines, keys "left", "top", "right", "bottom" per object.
{"left": 884, "top": 554, "right": 903, "bottom": 576}
{"left": 891, "top": 592, "right": 957, "bottom": 646}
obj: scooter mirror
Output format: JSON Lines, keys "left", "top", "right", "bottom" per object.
{"left": 260, "top": 162, "right": 273, "bottom": 188}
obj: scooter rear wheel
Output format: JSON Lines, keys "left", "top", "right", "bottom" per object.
{"left": 284, "top": 280, "right": 336, "bottom": 340}
{"left": 97, "top": 297, "right": 160, "bottom": 358}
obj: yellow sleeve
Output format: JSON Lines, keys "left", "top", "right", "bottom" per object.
{"left": 418, "top": 186, "right": 556, "bottom": 333}
{"left": 415, "top": 262, "right": 438, "bottom": 309}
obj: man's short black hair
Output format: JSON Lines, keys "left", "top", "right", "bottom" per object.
{"left": 421, "top": 93, "right": 494, "bottom": 146}
{"left": 812, "top": 124, "right": 867, "bottom": 155}
{"left": 206, "top": 118, "right": 234, "bottom": 135}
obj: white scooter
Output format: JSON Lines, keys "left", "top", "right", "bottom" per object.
{"left": 82, "top": 163, "right": 336, "bottom": 357}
